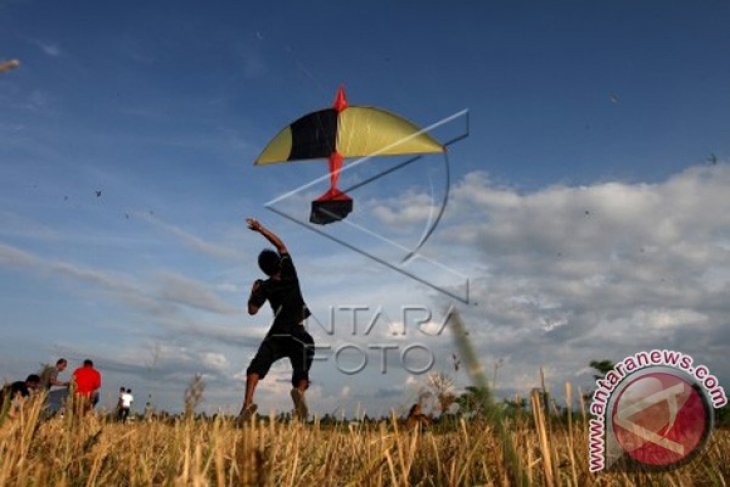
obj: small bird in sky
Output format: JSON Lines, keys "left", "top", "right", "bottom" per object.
{"left": 95, "top": 190, "right": 102, "bottom": 197}
{"left": 609, "top": 93, "right": 619, "bottom": 104}
{"left": 708, "top": 153, "right": 718, "bottom": 165}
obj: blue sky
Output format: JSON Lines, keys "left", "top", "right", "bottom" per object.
{"left": 1, "top": 1, "right": 729, "bottom": 416}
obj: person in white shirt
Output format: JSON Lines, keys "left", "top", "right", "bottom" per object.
{"left": 119, "top": 388, "right": 134, "bottom": 423}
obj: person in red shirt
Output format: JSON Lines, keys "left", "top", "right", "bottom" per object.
{"left": 72, "top": 359, "right": 102, "bottom": 415}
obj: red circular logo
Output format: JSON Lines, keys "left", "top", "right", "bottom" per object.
{"left": 611, "top": 372, "right": 710, "bottom": 467}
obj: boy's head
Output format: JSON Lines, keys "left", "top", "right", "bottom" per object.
{"left": 25, "top": 374, "right": 41, "bottom": 389}
{"left": 56, "top": 358, "right": 67, "bottom": 371}
{"left": 258, "top": 249, "right": 280, "bottom": 276}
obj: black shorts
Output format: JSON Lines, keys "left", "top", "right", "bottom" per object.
{"left": 247, "top": 327, "right": 314, "bottom": 387}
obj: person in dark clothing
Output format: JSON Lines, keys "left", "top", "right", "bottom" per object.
{"left": 1, "top": 374, "right": 41, "bottom": 417}
{"left": 405, "top": 403, "right": 431, "bottom": 432}
{"left": 3, "top": 374, "right": 41, "bottom": 400}
{"left": 239, "top": 218, "right": 315, "bottom": 422}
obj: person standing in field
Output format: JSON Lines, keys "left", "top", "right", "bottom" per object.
{"left": 119, "top": 388, "right": 134, "bottom": 422}
{"left": 239, "top": 218, "right": 315, "bottom": 422}
{"left": 116, "top": 386, "right": 125, "bottom": 420}
{"left": 38, "top": 358, "right": 70, "bottom": 416}
{"left": 405, "top": 403, "right": 432, "bottom": 432}
{"left": 71, "top": 359, "right": 102, "bottom": 415}
{"left": 38, "top": 358, "right": 69, "bottom": 390}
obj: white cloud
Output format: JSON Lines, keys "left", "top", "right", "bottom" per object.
{"left": 368, "top": 164, "right": 730, "bottom": 399}
{"left": 200, "top": 352, "right": 228, "bottom": 371}
{"left": 3, "top": 164, "right": 728, "bottom": 416}
{"left": 157, "top": 272, "right": 238, "bottom": 315}
{"left": 33, "top": 39, "right": 61, "bottom": 57}
{"left": 215, "top": 282, "right": 241, "bottom": 293}
{"left": 0, "top": 240, "right": 167, "bottom": 314}
{"left": 0, "top": 240, "right": 240, "bottom": 321}
{"left": 371, "top": 191, "right": 439, "bottom": 227}
{"left": 0, "top": 211, "right": 60, "bottom": 240}
{"left": 0, "top": 241, "right": 38, "bottom": 267}
{"left": 137, "top": 212, "right": 243, "bottom": 262}
{"left": 43, "top": 45, "right": 60, "bottom": 56}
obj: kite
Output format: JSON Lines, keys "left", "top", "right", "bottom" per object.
{"left": 254, "top": 87, "right": 445, "bottom": 224}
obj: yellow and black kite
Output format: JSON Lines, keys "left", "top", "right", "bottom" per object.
{"left": 255, "top": 87, "right": 444, "bottom": 224}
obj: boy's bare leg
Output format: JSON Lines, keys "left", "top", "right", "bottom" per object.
{"left": 290, "top": 379, "right": 309, "bottom": 420}
{"left": 244, "top": 373, "right": 259, "bottom": 406}
{"left": 239, "top": 373, "right": 259, "bottom": 418}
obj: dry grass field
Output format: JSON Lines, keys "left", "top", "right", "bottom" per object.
{"left": 1, "top": 393, "right": 727, "bottom": 487}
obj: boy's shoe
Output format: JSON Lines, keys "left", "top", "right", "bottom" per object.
{"left": 290, "top": 388, "right": 308, "bottom": 421}
{"left": 236, "top": 403, "right": 257, "bottom": 425}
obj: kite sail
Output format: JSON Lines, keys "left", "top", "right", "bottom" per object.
{"left": 254, "top": 87, "right": 444, "bottom": 224}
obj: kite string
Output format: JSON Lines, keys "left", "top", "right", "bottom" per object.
{"left": 294, "top": 59, "right": 329, "bottom": 98}
{"left": 282, "top": 40, "right": 329, "bottom": 100}
{"left": 282, "top": 43, "right": 336, "bottom": 181}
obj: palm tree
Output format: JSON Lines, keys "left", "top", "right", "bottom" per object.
{"left": 588, "top": 360, "right": 615, "bottom": 380}
{"left": 583, "top": 359, "right": 616, "bottom": 404}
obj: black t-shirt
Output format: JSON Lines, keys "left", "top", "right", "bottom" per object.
{"left": 1, "top": 381, "right": 30, "bottom": 404}
{"left": 249, "top": 252, "right": 311, "bottom": 335}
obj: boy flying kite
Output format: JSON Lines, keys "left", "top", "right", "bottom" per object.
{"left": 239, "top": 218, "right": 314, "bottom": 422}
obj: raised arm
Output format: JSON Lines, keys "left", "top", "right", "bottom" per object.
{"left": 246, "top": 218, "right": 287, "bottom": 254}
